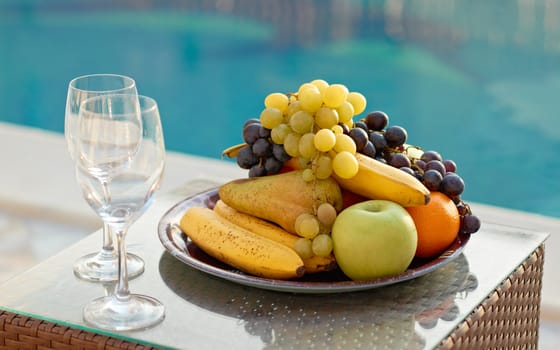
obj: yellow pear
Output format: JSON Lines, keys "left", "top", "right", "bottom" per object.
{"left": 218, "top": 170, "right": 343, "bottom": 234}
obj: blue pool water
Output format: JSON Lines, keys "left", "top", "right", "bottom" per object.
{"left": 1, "top": 1, "right": 560, "bottom": 218}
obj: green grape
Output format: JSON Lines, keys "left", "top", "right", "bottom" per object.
{"left": 297, "top": 82, "right": 315, "bottom": 95}
{"left": 264, "top": 92, "right": 289, "bottom": 112}
{"left": 285, "top": 100, "right": 302, "bottom": 119}
{"left": 322, "top": 83, "right": 348, "bottom": 109}
{"left": 336, "top": 101, "right": 355, "bottom": 123}
{"left": 260, "top": 107, "right": 283, "bottom": 129}
{"left": 313, "top": 128, "right": 336, "bottom": 152}
{"left": 311, "top": 79, "right": 329, "bottom": 94}
{"left": 295, "top": 213, "right": 320, "bottom": 239}
{"left": 333, "top": 151, "right": 359, "bottom": 179}
{"left": 270, "top": 123, "right": 291, "bottom": 144}
{"left": 293, "top": 238, "right": 314, "bottom": 259}
{"left": 284, "top": 133, "right": 301, "bottom": 157}
{"left": 346, "top": 92, "right": 367, "bottom": 115}
{"left": 314, "top": 154, "right": 333, "bottom": 179}
{"left": 298, "top": 84, "right": 323, "bottom": 113}
{"left": 302, "top": 168, "right": 315, "bottom": 182}
{"left": 331, "top": 124, "right": 344, "bottom": 135}
{"left": 312, "top": 234, "right": 333, "bottom": 257}
{"left": 289, "top": 110, "right": 314, "bottom": 134}
{"left": 315, "top": 106, "right": 339, "bottom": 129}
{"left": 298, "top": 133, "right": 317, "bottom": 159}
{"left": 317, "top": 202, "right": 337, "bottom": 226}
{"left": 334, "top": 133, "right": 357, "bottom": 154}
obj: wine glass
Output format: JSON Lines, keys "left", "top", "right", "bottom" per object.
{"left": 75, "top": 94, "right": 165, "bottom": 330}
{"left": 65, "top": 74, "right": 145, "bottom": 282}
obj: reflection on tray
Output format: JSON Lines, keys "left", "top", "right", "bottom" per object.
{"left": 159, "top": 250, "right": 477, "bottom": 349}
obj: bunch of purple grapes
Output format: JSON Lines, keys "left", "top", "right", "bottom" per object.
{"left": 236, "top": 119, "right": 291, "bottom": 177}
{"left": 346, "top": 110, "right": 481, "bottom": 235}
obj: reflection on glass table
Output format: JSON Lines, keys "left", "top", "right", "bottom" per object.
{"left": 159, "top": 248, "right": 478, "bottom": 349}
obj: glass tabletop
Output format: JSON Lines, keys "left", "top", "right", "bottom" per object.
{"left": 0, "top": 181, "right": 549, "bottom": 350}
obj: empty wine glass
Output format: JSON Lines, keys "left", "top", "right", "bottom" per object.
{"left": 65, "top": 74, "right": 144, "bottom": 282}
{"left": 75, "top": 94, "right": 165, "bottom": 330}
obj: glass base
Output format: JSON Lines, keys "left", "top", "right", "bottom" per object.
{"left": 73, "top": 250, "right": 145, "bottom": 282}
{"left": 83, "top": 294, "right": 165, "bottom": 331}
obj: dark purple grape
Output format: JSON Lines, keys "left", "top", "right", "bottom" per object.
{"left": 389, "top": 153, "right": 411, "bottom": 168}
{"left": 443, "top": 159, "right": 457, "bottom": 173}
{"left": 349, "top": 127, "right": 369, "bottom": 151}
{"left": 364, "top": 111, "right": 389, "bottom": 131}
{"left": 460, "top": 214, "right": 481, "bottom": 234}
{"left": 422, "top": 169, "right": 443, "bottom": 191}
{"left": 252, "top": 138, "right": 271, "bottom": 158}
{"left": 425, "top": 160, "right": 446, "bottom": 176}
{"left": 361, "top": 141, "right": 376, "bottom": 158}
{"left": 414, "top": 159, "right": 426, "bottom": 171}
{"left": 264, "top": 157, "right": 283, "bottom": 174}
{"left": 354, "top": 121, "right": 368, "bottom": 132}
{"left": 440, "top": 173, "right": 465, "bottom": 196}
{"left": 258, "top": 126, "right": 271, "bottom": 138}
{"left": 384, "top": 126, "right": 407, "bottom": 147}
{"left": 369, "top": 132, "right": 387, "bottom": 153}
{"left": 243, "top": 118, "right": 261, "bottom": 128}
{"left": 243, "top": 123, "right": 261, "bottom": 144}
{"left": 272, "top": 143, "right": 291, "bottom": 162}
{"left": 400, "top": 167, "right": 415, "bottom": 177}
{"left": 248, "top": 164, "right": 267, "bottom": 177}
{"left": 236, "top": 145, "right": 259, "bottom": 169}
{"left": 421, "top": 150, "right": 443, "bottom": 163}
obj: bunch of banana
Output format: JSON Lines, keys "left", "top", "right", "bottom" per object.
{"left": 213, "top": 200, "right": 336, "bottom": 273}
{"left": 180, "top": 206, "right": 305, "bottom": 280}
{"left": 333, "top": 153, "right": 430, "bottom": 207}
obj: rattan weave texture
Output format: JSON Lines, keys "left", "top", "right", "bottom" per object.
{"left": 0, "top": 311, "right": 158, "bottom": 350}
{"left": 438, "top": 244, "right": 544, "bottom": 349}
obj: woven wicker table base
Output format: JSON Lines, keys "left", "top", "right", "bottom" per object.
{"left": 0, "top": 313, "right": 157, "bottom": 350}
{"left": 438, "top": 244, "right": 544, "bottom": 349}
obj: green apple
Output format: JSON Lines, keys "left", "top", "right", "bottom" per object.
{"left": 332, "top": 200, "right": 417, "bottom": 281}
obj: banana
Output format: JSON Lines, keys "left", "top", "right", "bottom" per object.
{"left": 333, "top": 153, "right": 430, "bottom": 207}
{"left": 221, "top": 143, "right": 246, "bottom": 159}
{"left": 213, "top": 200, "right": 337, "bottom": 273}
{"left": 180, "top": 206, "right": 305, "bottom": 280}
{"left": 303, "top": 254, "right": 337, "bottom": 273}
{"left": 213, "top": 199, "right": 298, "bottom": 248}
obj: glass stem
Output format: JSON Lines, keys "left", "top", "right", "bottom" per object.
{"left": 101, "top": 222, "right": 114, "bottom": 252}
{"left": 114, "top": 228, "right": 131, "bottom": 303}
{"left": 100, "top": 180, "right": 115, "bottom": 255}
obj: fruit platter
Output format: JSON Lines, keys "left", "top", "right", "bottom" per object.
{"left": 158, "top": 79, "right": 480, "bottom": 293}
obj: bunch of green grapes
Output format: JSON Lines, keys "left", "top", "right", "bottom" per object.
{"left": 256, "top": 80, "right": 368, "bottom": 257}
{"left": 292, "top": 202, "right": 339, "bottom": 258}
{"left": 261, "top": 79, "right": 367, "bottom": 182}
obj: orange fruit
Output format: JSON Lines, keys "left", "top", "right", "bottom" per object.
{"left": 406, "top": 191, "right": 460, "bottom": 258}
